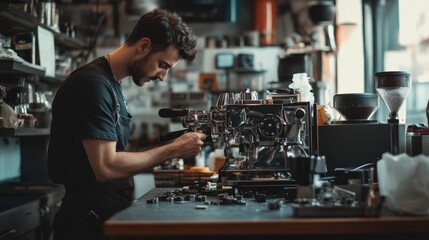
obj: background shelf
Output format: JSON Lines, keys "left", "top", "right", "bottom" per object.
{"left": 0, "top": 60, "right": 46, "bottom": 76}
{"left": 0, "top": 128, "right": 50, "bottom": 137}
{"left": 0, "top": 4, "right": 87, "bottom": 50}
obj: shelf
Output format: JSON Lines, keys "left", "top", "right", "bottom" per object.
{"left": 232, "top": 69, "right": 267, "bottom": 74}
{"left": 0, "top": 4, "right": 87, "bottom": 50}
{"left": 0, "top": 60, "right": 46, "bottom": 76}
{"left": 224, "top": 68, "right": 267, "bottom": 74}
{"left": 52, "top": 30, "right": 87, "bottom": 50}
{"left": 0, "top": 4, "right": 36, "bottom": 33}
{"left": 39, "top": 74, "right": 67, "bottom": 84}
{"left": 0, "top": 128, "right": 50, "bottom": 137}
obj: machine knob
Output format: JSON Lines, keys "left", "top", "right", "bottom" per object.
{"left": 295, "top": 108, "right": 306, "bottom": 119}
{"left": 258, "top": 114, "right": 282, "bottom": 137}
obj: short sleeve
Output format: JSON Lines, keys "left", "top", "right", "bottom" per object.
{"left": 69, "top": 68, "right": 118, "bottom": 141}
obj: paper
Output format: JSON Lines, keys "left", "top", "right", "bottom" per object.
{"left": 377, "top": 153, "right": 429, "bottom": 215}
{"left": 37, "top": 26, "right": 56, "bottom": 77}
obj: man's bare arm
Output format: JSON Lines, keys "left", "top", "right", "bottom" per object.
{"left": 83, "top": 132, "right": 206, "bottom": 181}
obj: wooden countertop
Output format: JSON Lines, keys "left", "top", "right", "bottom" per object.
{"left": 104, "top": 188, "right": 429, "bottom": 239}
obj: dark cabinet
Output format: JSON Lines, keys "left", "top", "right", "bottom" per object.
{"left": 0, "top": 196, "right": 41, "bottom": 240}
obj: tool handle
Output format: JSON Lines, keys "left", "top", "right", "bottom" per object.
{"left": 158, "top": 108, "right": 189, "bottom": 118}
{"left": 158, "top": 129, "right": 189, "bottom": 143}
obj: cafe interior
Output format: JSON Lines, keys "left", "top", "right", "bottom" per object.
{"left": 0, "top": 0, "right": 429, "bottom": 239}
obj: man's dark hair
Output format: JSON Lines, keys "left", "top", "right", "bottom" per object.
{"left": 125, "top": 9, "right": 197, "bottom": 61}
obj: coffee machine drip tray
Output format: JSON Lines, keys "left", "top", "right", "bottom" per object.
{"left": 331, "top": 119, "right": 379, "bottom": 124}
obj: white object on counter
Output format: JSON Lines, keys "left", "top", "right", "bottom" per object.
{"left": 289, "top": 73, "right": 314, "bottom": 105}
{"left": 377, "top": 153, "right": 429, "bottom": 215}
{"left": 207, "top": 148, "right": 225, "bottom": 172}
{"left": 195, "top": 151, "right": 206, "bottom": 167}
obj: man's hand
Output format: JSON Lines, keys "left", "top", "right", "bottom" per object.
{"left": 171, "top": 132, "right": 206, "bottom": 159}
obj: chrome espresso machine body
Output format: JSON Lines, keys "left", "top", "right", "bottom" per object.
{"left": 159, "top": 89, "right": 315, "bottom": 195}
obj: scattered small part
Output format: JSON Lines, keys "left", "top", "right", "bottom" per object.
{"left": 267, "top": 200, "right": 283, "bottom": 210}
{"left": 146, "top": 197, "right": 159, "bottom": 204}
{"left": 195, "top": 205, "right": 208, "bottom": 210}
{"left": 255, "top": 193, "right": 266, "bottom": 203}
{"left": 196, "top": 195, "right": 207, "bottom": 202}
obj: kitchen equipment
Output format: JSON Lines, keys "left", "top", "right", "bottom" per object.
{"left": 288, "top": 155, "right": 317, "bottom": 186}
{"left": 308, "top": 1, "right": 336, "bottom": 25}
{"left": 375, "top": 71, "right": 411, "bottom": 122}
{"left": 319, "top": 81, "right": 406, "bottom": 174}
{"left": 333, "top": 93, "right": 379, "bottom": 121}
{"left": 230, "top": 72, "right": 265, "bottom": 92}
{"left": 236, "top": 88, "right": 258, "bottom": 102}
{"left": 406, "top": 124, "right": 429, "bottom": 156}
{"left": 318, "top": 122, "right": 405, "bottom": 175}
{"left": 375, "top": 71, "right": 411, "bottom": 154}
{"left": 308, "top": 1, "right": 336, "bottom": 51}
{"left": 159, "top": 88, "right": 314, "bottom": 195}
{"left": 406, "top": 134, "right": 429, "bottom": 156}
{"left": 28, "top": 91, "right": 52, "bottom": 128}
{"left": 278, "top": 54, "right": 312, "bottom": 83}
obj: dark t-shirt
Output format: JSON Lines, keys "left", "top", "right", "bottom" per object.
{"left": 47, "top": 57, "right": 134, "bottom": 200}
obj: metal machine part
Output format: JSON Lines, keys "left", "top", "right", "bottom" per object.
{"left": 159, "top": 88, "right": 315, "bottom": 195}
{"left": 292, "top": 181, "right": 368, "bottom": 218}
{"left": 406, "top": 123, "right": 429, "bottom": 156}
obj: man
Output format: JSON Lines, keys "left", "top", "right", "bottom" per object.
{"left": 47, "top": 9, "right": 206, "bottom": 240}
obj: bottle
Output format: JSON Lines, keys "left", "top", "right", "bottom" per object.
{"left": 253, "top": 0, "right": 277, "bottom": 45}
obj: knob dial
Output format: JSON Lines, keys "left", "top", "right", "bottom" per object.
{"left": 258, "top": 114, "right": 282, "bottom": 137}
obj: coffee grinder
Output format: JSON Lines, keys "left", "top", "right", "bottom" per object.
{"left": 375, "top": 71, "right": 411, "bottom": 154}
{"left": 318, "top": 71, "right": 409, "bottom": 175}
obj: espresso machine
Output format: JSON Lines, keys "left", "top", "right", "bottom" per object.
{"left": 157, "top": 89, "right": 376, "bottom": 215}
{"left": 318, "top": 71, "right": 410, "bottom": 176}
{"left": 159, "top": 89, "right": 315, "bottom": 196}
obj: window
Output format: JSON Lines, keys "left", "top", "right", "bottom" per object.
{"left": 369, "top": 0, "right": 429, "bottom": 124}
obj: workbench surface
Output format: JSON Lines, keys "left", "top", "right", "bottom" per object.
{"left": 104, "top": 188, "right": 429, "bottom": 240}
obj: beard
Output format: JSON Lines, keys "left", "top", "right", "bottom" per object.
{"left": 130, "top": 54, "right": 156, "bottom": 86}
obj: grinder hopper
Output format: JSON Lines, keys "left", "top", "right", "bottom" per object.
{"left": 375, "top": 71, "right": 411, "bottom": 122}
{"left": 375, "top": 71, "right": 411, "bottom": 155}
